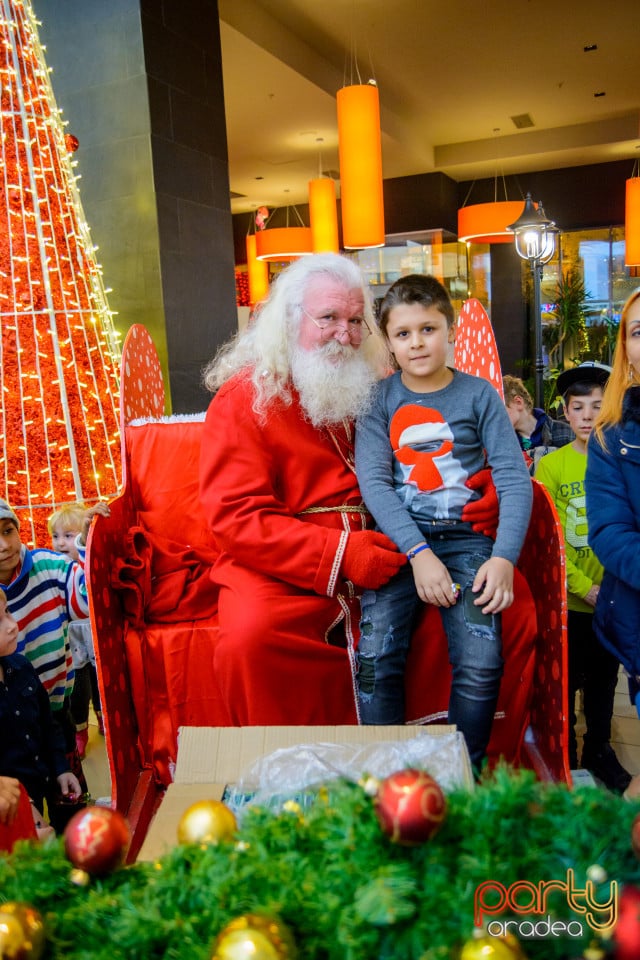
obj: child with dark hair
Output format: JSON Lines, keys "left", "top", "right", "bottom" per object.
{"left": 354, "top": 274, "right": 532, "bottom": 771}
{"left": 537, "top": 362, "right": 630, "bottom": 792}
{"left": 0, "top": 590, "right": 81, "bottom": 836}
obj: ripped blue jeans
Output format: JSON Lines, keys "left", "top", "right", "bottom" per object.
{"left": 356, "top": 522, "right": 503, "bottom": 768}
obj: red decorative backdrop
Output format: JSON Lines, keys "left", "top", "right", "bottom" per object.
{"left": 235, "top": 268, "right": 249, "bottom": 307}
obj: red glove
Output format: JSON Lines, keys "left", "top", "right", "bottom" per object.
{"left": 461, "top": 467, "right": 498, "bottom": 539}
{"left": 342, "top": 530, "right": 406, "bottom": 589}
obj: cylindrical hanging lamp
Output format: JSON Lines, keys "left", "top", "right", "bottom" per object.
{"left": 458, "top": 200, "right": 527, "bottom": 244}
{"left": 245, "top": 234, "right": 269, "bottom": 305}
{"left": 309, "top": 177, "right": 339, "bottom": 252}
{"left": 337, "top": 83, "right": 385, "bottom": 249}
{"left": 255, "top": 226, "right": 313, "bottom": 262}
{"left": 625, "top": 171, "right": 640, "bottom": 266}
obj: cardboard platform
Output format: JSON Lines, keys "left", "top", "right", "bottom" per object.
{"left": 138, "top": 724, "right": 472, "bottom": 861}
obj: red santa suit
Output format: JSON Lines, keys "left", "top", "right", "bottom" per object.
{"left": 200, "top": 371, "right": 537, "bottom": 758}
{"left": 200, "top": 373, "right": 367, "bottom": 724}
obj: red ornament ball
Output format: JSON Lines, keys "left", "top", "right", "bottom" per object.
{"left": 374, "top": 768, "right": 446, "bottom": 845}
{"left": 64, "top": 133, "right": 79, "bottom": 153}
{"left": 64, "top": 806, "right": 131, "bottom": 876}
{"left": 614, "top": 884, "right": 640, "bottom": 960}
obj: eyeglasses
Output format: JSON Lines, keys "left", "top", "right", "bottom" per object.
{"left": 301, "top": 307, "right": 371, "bottom": 343}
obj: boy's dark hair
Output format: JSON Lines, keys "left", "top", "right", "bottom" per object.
{"left": 378, "top": 274, "right": 455, "bottom": 337}
{"left": 563, "top": 380, "right": 605, "bottom": 402}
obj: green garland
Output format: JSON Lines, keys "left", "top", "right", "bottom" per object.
{"left": 1, "top": 767, "right": 639, "bottom": 959}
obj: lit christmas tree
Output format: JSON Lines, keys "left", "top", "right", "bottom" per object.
{"left": 0, "top": 0, "right": 121, "bottom": 547}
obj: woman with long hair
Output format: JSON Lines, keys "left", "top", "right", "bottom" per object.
{"left": 586, "top": 288, "right": 640, "bottom": 715}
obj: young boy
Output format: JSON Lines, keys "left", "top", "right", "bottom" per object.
{"left": 354, "top": 274, "right": 532, "bottom": 770}
{"left": 48, "top": 503, "right": 103, "bottom": 759}
{"left": 536, "top": 362, "right": 631, "bottom": 792}
{"left": 503, "top": 374, "right": 574, "bottom": 473}
{"left": 0, "top": 590, "right": 81, "bottom": 836}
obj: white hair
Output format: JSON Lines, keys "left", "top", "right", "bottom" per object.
{"left": 202, "top": 253, "right": 388, "bottom": 417}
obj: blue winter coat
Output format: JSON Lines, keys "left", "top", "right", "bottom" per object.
{"left": 586, "top": 385, "right": 640, "bottom": 699}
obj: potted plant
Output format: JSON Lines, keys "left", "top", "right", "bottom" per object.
{"left": 546, "top": 267, "right": 592, "bottom": 370}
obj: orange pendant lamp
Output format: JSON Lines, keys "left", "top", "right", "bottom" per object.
{"left": 458, "top": 200, "right": 528, "bottom": 244}
{"left": 245, "top": 234, "right": 269, "bottom": 305}
{"left": 255, "top": 226, "right": 313, "bottom": 261}
{"left": 255, "top": 202, "right": 313, "bottom": 262}
{"left": 337, "top": 82, "right": 385, "bottom": 249}
{"left": 625, "top": 162, "right": 640, "bottom": 266}
{"left": 309, "top": 177, "right": 339, "bottom": 252}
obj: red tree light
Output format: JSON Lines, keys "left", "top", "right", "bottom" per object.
{"left": 0, "top": 0, "right": 121, "bottom": 546}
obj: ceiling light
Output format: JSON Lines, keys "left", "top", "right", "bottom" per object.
{"left": 337, "top": 82, "right": 385, "bottom": 249}
{"left": 255, "top": 225, "right": 313, "bottom": 261}
{"left": 458, "top": 201, "right": 527, "bottom": 244}
{"left": 625, "top": 159, "right": 640, "bottom": 266}
{"left": 458, "top": 169, "right": 524, "bottom": 244}
{"left": 309, "top": 177, "right": 339, "bottom": 253}
{"left": 245, "top": 233, "right": 269, "bottom": 304}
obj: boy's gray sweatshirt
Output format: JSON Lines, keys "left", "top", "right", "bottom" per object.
{"left": 355, "top": 369, "right": 532, "bottom": 564}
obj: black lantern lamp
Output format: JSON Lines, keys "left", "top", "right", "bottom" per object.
{"left": 507, "top": 193, "right": 560, "bottom": 408}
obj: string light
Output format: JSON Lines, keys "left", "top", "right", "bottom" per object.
{"left": 0, "top": 0, "right": 121, "bottom": 546}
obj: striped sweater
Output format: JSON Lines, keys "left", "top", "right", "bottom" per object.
{"left": 2, "top": 544, "right": 89, "bottom": 710}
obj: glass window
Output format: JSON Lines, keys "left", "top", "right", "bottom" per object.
{"left": 352, "top": 232, "right": 468, "bottom": 320}
{"left": 554, "top": 227, "right": 639, "bottom": 365}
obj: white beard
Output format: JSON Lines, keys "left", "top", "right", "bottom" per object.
{"left": 290, "top": 340, "right": 378, "bottom": 426}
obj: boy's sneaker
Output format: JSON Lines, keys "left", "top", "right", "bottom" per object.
{"left": 581, "top": 743, "right": 632, "bottom": 794}
{"left": 96, "top": 713, "right": 105, "bottom": 736}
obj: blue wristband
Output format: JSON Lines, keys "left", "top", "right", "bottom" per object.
{"left": 406, "top": 543, "right": 431, "bottom": 560}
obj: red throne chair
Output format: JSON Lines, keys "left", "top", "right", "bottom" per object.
{"left": 86, "top": 315, "right": 570, "bottom": 859}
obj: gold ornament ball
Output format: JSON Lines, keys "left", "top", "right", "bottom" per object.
{"left": 0, "top": 902, "right": 45, "bottom": 959}
{"left": 69, "top": 868, "right": 91, "bottom": 887}
{"left": 586, "top": 863, "right": 608, "bottom": 885}
{"left": 177, "top": 799, "right": 237, "bottom": 845}
{"left": 0, "top": 915, "right": 24, "bottom": 960}
{"left": 211, "top": 913, "right": 297, "bottom": 960}
{"left": 460, "top": 931, "right": 527, "bottom": 960}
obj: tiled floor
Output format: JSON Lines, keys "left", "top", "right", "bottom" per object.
{"left": 609, "top": 674, "right": 640, "bottom": 775}
{"left": 81, "top": 709, "right": 111, "bottom": 803}
{"left": 575, "top": 669, "right": 640, "bottom": 779}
